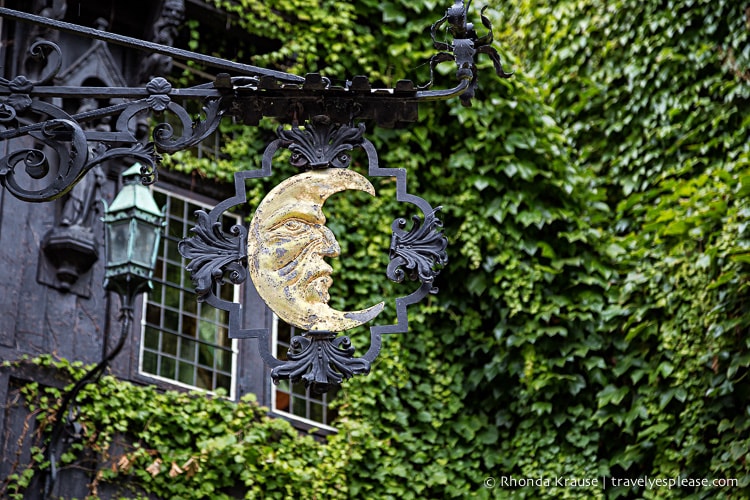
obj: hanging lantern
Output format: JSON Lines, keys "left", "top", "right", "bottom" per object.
{"left": 102, "top": 164, "right": 164, "bottom": 301}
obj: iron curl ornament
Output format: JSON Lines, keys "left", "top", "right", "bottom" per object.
{"left": 388, "top": 208, "right": 449, "bottom": 293}
{"left": 0, "top": 0, "right": 511, "bottom": 391}
{"left": 179, "top": 210, "right": 248, "bottom": 296}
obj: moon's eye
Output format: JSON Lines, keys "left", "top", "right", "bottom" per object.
{"left": 274, "top": 218, "right": 313, "bottom": 236}
{"left": 284, "top": 220, "right": 304, "bottom": 231}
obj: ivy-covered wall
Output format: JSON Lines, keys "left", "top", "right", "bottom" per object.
{"left": 4, "top": 0, "right": 750, "bottom": 498}
{"left": 512, "top": 0, "right": 750, "bottom": 496}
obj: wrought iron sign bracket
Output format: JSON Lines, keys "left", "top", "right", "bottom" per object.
{"left": 0, "top": 1, "right": 511, "bottom": 392}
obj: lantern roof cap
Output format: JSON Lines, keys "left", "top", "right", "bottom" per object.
{"left": 106, "top": 163, "right": 162, "bottom": 217}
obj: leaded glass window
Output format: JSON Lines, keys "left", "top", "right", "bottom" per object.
{"left": 139, "top": 187, "right": 240, "bottom": 398}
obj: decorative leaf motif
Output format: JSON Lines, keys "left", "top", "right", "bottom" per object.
{"left": 387, "top": 207, "right": 448, "bottom": 292}
{"left": 270, "top": 332, "right": 370, "bottom": 395}
{"left": 88, "top": 142, "right": 161, "bottom": 185}
{"left": 178, "top": 210, "right": 247, "bottom": 297}
{"left": 1, "top": 76, "right": 34, "bottom": 113}
{"left": 7, "top": 75, "right": 33, "bottom": 93}
{"left": 277, "top": 119, "right": 366, "bottom": 169}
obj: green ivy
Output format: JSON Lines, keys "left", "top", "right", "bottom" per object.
{"left": 514, "top": 0, "right": 750, "bottom": 496}
{"left": 3, "top": 355, "right": 352, "bottom": 499}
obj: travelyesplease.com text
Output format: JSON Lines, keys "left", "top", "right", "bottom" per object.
{"left": 483, "top": 475, "right": 739, "bottom": 490}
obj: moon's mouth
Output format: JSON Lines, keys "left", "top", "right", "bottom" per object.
{"left": 305, "top": 272, "right": 333, "bottom": 303}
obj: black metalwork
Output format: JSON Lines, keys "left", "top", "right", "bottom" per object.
{"left": 279, "top": 117, "right": 364, "bottom": 169}
{"left": 423, "top": 0, "right": 513, "bottom": 106}
{"left": 0, "top": 62, "right": 165, "bottom": 201}
{"left": 0, "top": 0, "right": 503, "bottom": 203}
{"left": 179, "top": 209, "right": 248, "bottom": 296}
{"left": 387, "top": 208, "right": 449, "bottom": 293}
{"left": 272, "top": 331, "right": 369, "bottom": 395}
{"left": 0, "top": 2, "right": 509, "bottom": 391}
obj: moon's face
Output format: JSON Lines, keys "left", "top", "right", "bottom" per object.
{"left": 247, "top": 168, "right": 384, "bottom": 332}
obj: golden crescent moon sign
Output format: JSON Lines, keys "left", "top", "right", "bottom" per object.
{"left": 247, "top": 168, "right": 385, "bottom": 332}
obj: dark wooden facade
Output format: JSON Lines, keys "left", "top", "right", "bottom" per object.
{"left": 0, "top": 1, "right": 278, "bottom": 497}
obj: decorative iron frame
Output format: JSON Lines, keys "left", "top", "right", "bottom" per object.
{"left": 178, "top": 117, "right": 448, "bottom": 394}
{"left": 0, "top": 1, "right": 510, "bottom": 392}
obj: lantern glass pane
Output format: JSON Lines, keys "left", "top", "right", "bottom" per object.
{"left": 107, "top": 219, "right": 131, "bottom": 266}
{"left": 133, "top": 223, "right": 158, "bottom": 268}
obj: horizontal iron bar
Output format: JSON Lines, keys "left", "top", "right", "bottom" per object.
{"left": 0, "top": 80, "right": 470, "bottom": 103}
{"left": 0, "top": 85, "right": 222, "bottom": 99}
{"left": 0, "top": 7, "right": 306, "bottom": 83}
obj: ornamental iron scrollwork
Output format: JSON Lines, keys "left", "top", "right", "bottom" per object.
{"left": 388, "top": 208, "right": 449, "bottom": 293}
{"left": 0, "top": 49, "right": 185, "bottom": 200}
{"left": 278, "top": 117, "right": 365, "bottom": 169}
{"left": 0, "top": 35, "right": 231, "bottom": 201}
{"left": 422, "top": 1, "right": 513, "bottom": 106}
{"left": 0, "top": 1, "right": 510, "bottom": 202}
{"left": 271, "top": 331, "right": 370, "bottom": 395}
{"left": 178, "top": 210, "right": 248, "bottom": 296}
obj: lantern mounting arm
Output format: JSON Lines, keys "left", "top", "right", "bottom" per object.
{"left": 0, "top": 1, "right": 509, "bottom": 203}
{"left": 44, "top": 292, "right": 134, "bottom": 498}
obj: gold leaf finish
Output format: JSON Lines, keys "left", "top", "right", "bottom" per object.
{"left": 247, "top": 168, "right": 384, "bottom": 331}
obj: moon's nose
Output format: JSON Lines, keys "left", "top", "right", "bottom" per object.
{"left": 317, "top": 226, "right": 340, "bottom": 257}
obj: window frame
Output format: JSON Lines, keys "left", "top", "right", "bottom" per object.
{"left": 136, "top": 184, "right": 241, "bottom": 400}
